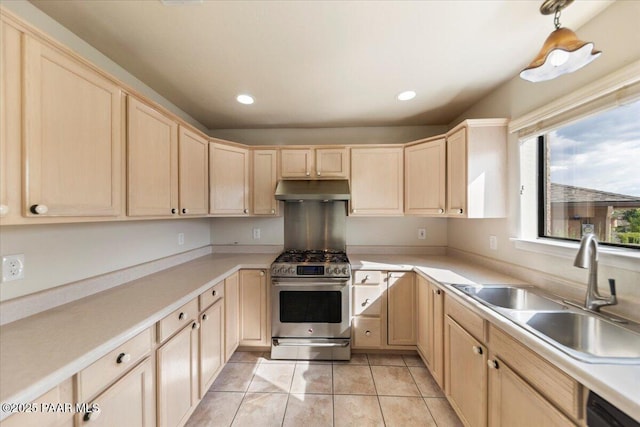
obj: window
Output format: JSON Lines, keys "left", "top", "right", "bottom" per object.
{"left": 538, "top": 99, "right": 640, "bottom": 248}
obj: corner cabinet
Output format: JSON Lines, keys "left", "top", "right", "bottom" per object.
{"left": 405, "top": 137, "right": 446, "bottom": 216}
{"left": 446, "top": 119, "right": 508, "bottom": 218}
{"left": 252, "top": 149, "right": 279, "bottom": 216}
{"left": 350, "top": 147, "right": 404, "bottom": 216}
{"left": 178, "top": 126, "right": 208, "bottom": 216}
{"left": 209, "top": 142, "right": 249, "bottom": 215}
{"left": 127, "top": 96, "right": 179, "bottom": 217}
{"left": 23, "top": 34, "right": 123, "bottom": 218}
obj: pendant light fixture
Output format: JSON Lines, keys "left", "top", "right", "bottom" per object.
{"left": 520, "top": 0, "right": 601, "bottom": 83}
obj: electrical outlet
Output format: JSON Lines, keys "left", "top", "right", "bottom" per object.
{"left": 178, "top": 233, "right": 185, "bottom": 245}
{"left": 253, "top": 228, "right": 261, "bottom": 240}
{"left": 489, "top": 235, "right": 498, "bottom": 251}
{"left": 2, "top": 254, "right": 25, "bottom": 282}
{"left": 418, "top": 228, "right": 426, "bottom": 240}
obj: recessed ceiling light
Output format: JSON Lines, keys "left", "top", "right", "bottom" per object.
{"left": 236, "top": 94, "right": 255, "bottom": 105}
{"left": 397, "top": 91, "right": 416, "bottom": 101}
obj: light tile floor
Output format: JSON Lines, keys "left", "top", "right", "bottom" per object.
{"left": 186, "top": 351, "right": 463, "bottom": 427}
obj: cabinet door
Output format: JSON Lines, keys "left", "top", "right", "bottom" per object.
{"left": 430, "top": 282, "right": 445, "bottom": 388}
{"left": 23, "top": 35, "right": 122, "bottom": 217}
{"left": 127, "top": 96, "right": 178, "bottom": 217}
{"left": 224, "top": 272, "right": 240, "bottom": 361}
{"left": 280, "top": 148, "right": 313, "bottom": 178}
{"left": 405, "top": 139, "right": 446, "bottom": 215}
{"left": 0, "top": 21, "right": 20, "bottom": 221}
{"left": 252, "top": 149, "right": 278, "bottom": 215}
{"left": 77, "top": 358, "right": 154, "bottom": 427}
{"left": 200, "top": 298, "right": 224, "bottom": 398}
{"left": 315, "top": 148, "right": 348, "bottom": 178}
{"left": 446, "top": 127, "right": 467, "bottom": 216}
{"left": 416, "top": 275, "right": 430, "bottom": 358}
{"left": 387, "top": 272, "right": 416, "bottom": 346}
{"left": 178, "top": 127, "right": 208, "bottom": 216}
{"left": 445, "top": 316, "right": 487, "bottom": 427}
{"left": 488, "top": 357, "right": 573, "bottom": 427}
{"left": 2, "top": 378, "right": 74, "bottom": 427}
{"left": 350, "top": 147, "right": 403, "bottom": 216}
{"left": 239, "top": 269, "right": 269, "bottom": 346}
{"left": 209, "top": 143, "right": 249, "bottom": 215}
{"left": 157, "top": 322, "right": 199, "bottom": 427}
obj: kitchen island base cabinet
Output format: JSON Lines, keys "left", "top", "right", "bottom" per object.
{"left": 75, "top": 358, "right": 155, "bottom": 427}
{"left": 157, "top": 321, "right": 199, "bottom": 427}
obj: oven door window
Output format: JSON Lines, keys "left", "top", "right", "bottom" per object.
{"left": 279, "top": 291, "right": 342, "bottom": 323}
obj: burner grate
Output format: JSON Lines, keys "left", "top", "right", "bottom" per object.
{"left": 275, "top": 250, "right": 349, "bottom": 264}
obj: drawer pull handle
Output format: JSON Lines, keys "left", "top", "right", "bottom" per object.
{"left": 361, "top": 298, "right": 370, "bottom": 307}
{"left": 202, "top": 314, "right": 208, "bottom": 321}
{"left": 365, "top": 330, "right": 372, "bottom": 336}
{"left": 192, "top": 321, "right": 200, "bottom": 330}
{"left": 83, "top": 407, "right": 101, "bottom": 422}
{"left": 472, "top": 346, "right": 483, "bottom": 355}
{"left": 116, "top": 353, "right": 131, "bottom": 364}
{"left": 178, "top": 312, "right": 186, "bottom": 321}
{"left": 488, "top": 359, "right": 499, "bottom": 369}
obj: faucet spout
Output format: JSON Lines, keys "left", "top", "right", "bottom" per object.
{"left": 573, "top": 233, "right": 617, "bottom": 312}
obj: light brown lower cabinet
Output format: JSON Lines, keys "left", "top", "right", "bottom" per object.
{"left": 387, "top": 272, "right": 416, "bottom": 346}
{"left": 487, "top": 356, "right": 573, "bottom": 426}
{"left": 239, "top": 269, "right": 269, "bottom": 347}
{"left": 199, "top": 297, "right": 224, "bottom": 398}
{"left": 75, "top": 358, "right": 155, "bottom": 427}
{"left": 416, "top": 275, "right": 444, "bottom": 387}
{"left": 1, "top": 378, "right": 74, "bottom": 427}
{"left": 224, "top": 272, "right": 240, "bottom": 361}
{"left": 157, "top": 321, "right": 199, "bottom": 427}
{"left": 444, "top": 315, "right": 488, "bottom": 427}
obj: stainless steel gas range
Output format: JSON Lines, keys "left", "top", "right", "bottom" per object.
{"left": 270, "top": 249, "right": 352, "bottom": 360}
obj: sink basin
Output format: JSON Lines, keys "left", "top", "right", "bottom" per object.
{"left": 453, "top": 285, "right": 566, "bottom": 311}
{"left": 526, "top": 312, "right": 640, "bottom": 361}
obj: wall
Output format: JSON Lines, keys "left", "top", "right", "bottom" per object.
{"left": 211, "top": 216, "right": 447, "bottom": 248}
{"left": 447, "top": 0, "right": 640, "bottom": 314}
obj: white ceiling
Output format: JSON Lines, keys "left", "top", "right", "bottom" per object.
{"left": 29, "top": 0, "right": 613, "bottom": 129}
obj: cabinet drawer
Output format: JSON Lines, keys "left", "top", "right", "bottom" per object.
{"left": 199, "top": 281, "right": 224, "bottom": 312}
{"left": 353, "top": 283, "right": 384, "bottom": 316}
{"left": 353, "top": 270, "right": 383, "bottom": 285}
{"left": 1, "top": 378, "right": 73, "bottom": 427}
{"left": 353, "top": 317, "right": 382, "bottom": 348}
{"left": 158, "top": 298, "right": 198, "bottom": 342}
{"left": 445, "top": 295, "right": 485, "bottom": 343}
{"left": 490, "top": 325, "right": 582, "bottom": 420}
{"left": 77, "top": 328, "right": 152, "bottom": 402}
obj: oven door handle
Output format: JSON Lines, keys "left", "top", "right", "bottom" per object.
{"left": 273, "top": 280, "right": 349, "bottom": 287}
{"left": 272, "top": 339, "right": 350, "bottom": 348}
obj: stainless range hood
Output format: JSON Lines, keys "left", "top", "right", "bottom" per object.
{"left": 274, "top": 179, "right": 351, "bottom": 201}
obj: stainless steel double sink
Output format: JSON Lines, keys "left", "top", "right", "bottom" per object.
{"left": 452, "top": 284, "right": 640, "bottom": 364}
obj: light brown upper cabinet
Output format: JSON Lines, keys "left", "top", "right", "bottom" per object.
{"left": 280, "top": 147, "right": 349, "bottom": 179}
{"left": 209, "top": 142, "right": 249, "bottom": 215}
{"left": 23, "top": 35, "right": 123, "bottom": 218}
{"left": 252, "top": 149, "right": 279, "bottom": 216}
{"left": 0, "top": 20, "right": 20, "bottom": 223}
{"left": 178, "top": 126, "right": 208, "bottom": 216}
{"left": 446, "top": 119, "right": 508, "bottom": 218}
{"left": 127, "top": 96, "right": 178, "bottom": 217}
{"left": 350, "top": 147, "right": 403, "bottom": 216}
{"left": 405, "top": 137, "right": 446, "bottom": 215}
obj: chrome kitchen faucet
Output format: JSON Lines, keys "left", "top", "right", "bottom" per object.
{"left": 573, "top": 233, "right": 617, "bottom": 312}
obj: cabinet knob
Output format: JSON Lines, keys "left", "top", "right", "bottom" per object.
{"left": 212, "top": 289, "right": 217, "bottom": 297}
{"left": 192, "top": 321, "right": 200, "bottom": 330}
{"left": 260, "top": 271, "right": 265, "bottom": 277}
{"left": 116, "top": 352, "right": 131, "bottom": 364}
{"left": 438, "top": 208, "right": 444, "bottom": 214}
{"left": 178, "top": 312, "right": 186, "bottom": 321}
{"left": 365, "top": 330, "right": 372, "bottom": 336}
{"left": 243, "top": 209, "right": 249, "bottom": 214}
{"left": 0, "top": 204, "right": 8, "bottom": 216}
{"left": 83, "top": 407, "right": 101, "bottom": 422}
{"left": 488, "top": 359, "right": 499, "bottom": 369}
{"left": 317, "top": 171, "right": 321, "bottom": 176}
{"left": 182, "top": 208, "right": 189, "bottom": 214}
{"left": 352, "top": 209, "right": 356, "bottom": 213}
{"left": 472, "top": 345, "right": 483, "bottom": 355}
{"left": 30, "top": 204, "right": 48, "bottom": 215}
{"left": 202, "top": 314, "right": 208, "bottom": 321}
{"left": 458, "top": 209, "right": 464, "bottom": 214}
{"left": 270, "top": 209, "right": 275, "bottom": 214}
{"left": 305, "top": 171, "right": 310, "bottom": 176}
{"left": 171, "top": 208, "right": 177, "bottom": 214}
{"left": 434, "top": 289, "right": 442, "bottom": 295}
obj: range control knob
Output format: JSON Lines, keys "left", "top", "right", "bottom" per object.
{"left": 288, "top": 267, "right": 295, "bottom": 274}
{"left": 326, "top": 267, "right": 333, "bottom": 275}
{"left": 341, "top": 267, "right": 348, "bottom": 275}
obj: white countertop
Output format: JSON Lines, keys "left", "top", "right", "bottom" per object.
{"left": 1, "top": 252, "right": 638, "bottom": 421}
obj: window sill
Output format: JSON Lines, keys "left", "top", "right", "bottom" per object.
{"left": 511, "top": 238, "right": 640, "bottom": 273}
